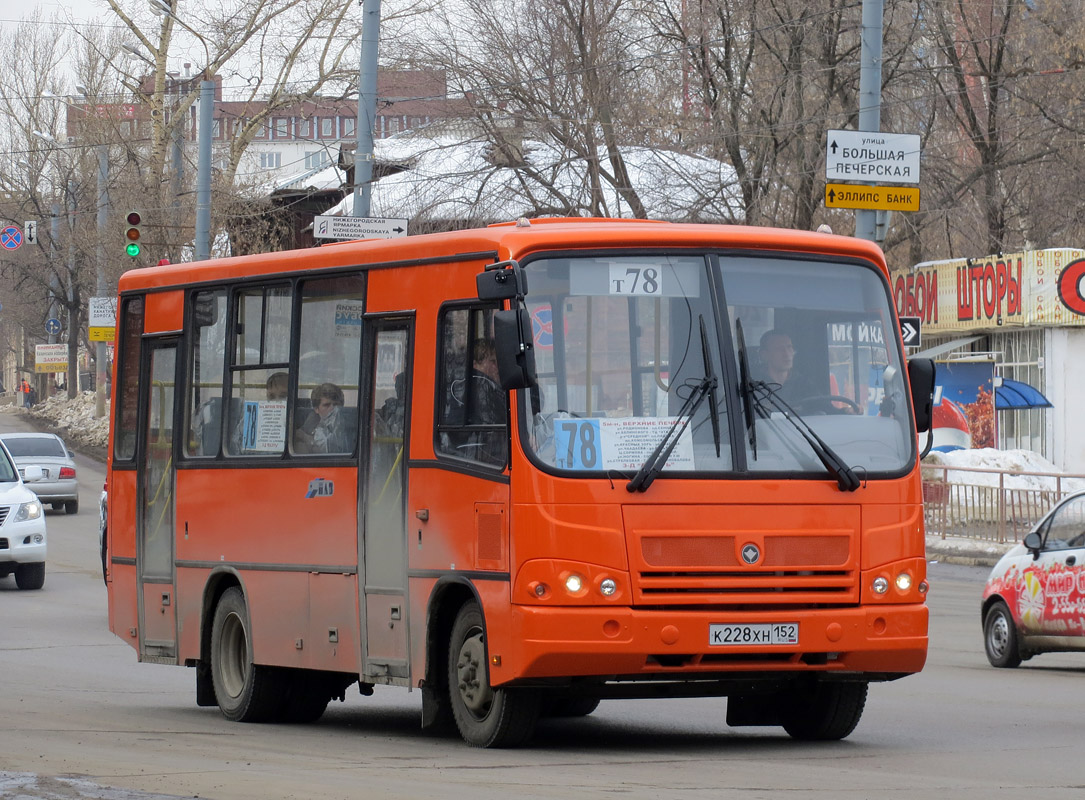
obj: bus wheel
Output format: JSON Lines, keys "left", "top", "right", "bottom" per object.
{"left": 781, "top": 681, "right": 867, "bottom": 741}
{"left": 447, "top": 601, "right": 540, "bottom": 747}
{"left": 211, "top": 587, "right": 283, "bottom": 722}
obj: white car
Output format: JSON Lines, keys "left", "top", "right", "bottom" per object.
{"left": 0, "top": 441, "right": 47, "bottom": 590}
{"left": 982, "top": 491, "right": 1085, "bottom": 667}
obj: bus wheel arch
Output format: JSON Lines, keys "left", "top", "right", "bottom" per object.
{"left": 208, "top": 583, "right": 284, "bottom": 722}
{"left": 421, "top": 579, "right": 478, "bottom": 732}
{"left": 445, "top": 598, "right": 540, "bottom": 747}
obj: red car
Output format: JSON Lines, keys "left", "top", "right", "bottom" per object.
{"left": 982, "top": 491, "right": 1085, "bottom": 667}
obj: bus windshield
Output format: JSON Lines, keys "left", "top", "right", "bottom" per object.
{"left": 725, "top": 255, "right": 913, "bottom": 476}
{"left": 524, "top": 254, "right": 731, "bottom": 474}
{"left": 522, "top": 252, "right": 913, "bottom": 479}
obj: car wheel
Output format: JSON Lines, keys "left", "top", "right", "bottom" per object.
{"left": 65, "top": 500, "right": 78, "bottom": 514}
{"left": 447, "top": 600, "right": 540, "bottom": 747}
{"left": 51, "top": 503, "right": 64, "bottom": 511}
{"left": 984, "top": 600, "right": 1023, "bottom": 668}
{"left": 781, "top": 681, "right": 867, "bottom": 741}
{"left": 210, "top": 587, "right": 284, "bottom": 722}
{"left": 15, "top": 562, "right": 45, "bottom": 590}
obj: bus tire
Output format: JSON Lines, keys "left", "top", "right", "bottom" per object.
{"left": 984, "top": 600, "right": 1023, "bottom": 668}
{"left": 781, "top": 681, "right": 867, "bottom": 741}
{"left": 210, "top": 587, "right": 283, "bottom": 722}
{"left": 447, "top": 600, "right": 540, "bottom": 747}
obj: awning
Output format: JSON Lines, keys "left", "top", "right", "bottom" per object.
{"left": 995, "top": 378, "right": 1053, "bottom": 410}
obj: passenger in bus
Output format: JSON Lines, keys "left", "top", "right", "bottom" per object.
{"left": 758, "top": 329, "right": 800, "bottom": 399}
{"left": 295, "top": 382, "right": 353, "bottom": 454}
{"left": 266, "top": 371, "right": 289, "bottom": 401}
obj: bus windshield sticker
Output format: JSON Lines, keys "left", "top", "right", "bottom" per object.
{"left": 568, "top": 260, "right": 701, "bottom": 297}
{"left": 552, "top": 417, "right": 694, "bottom": 471}
{"left": 241, "top": 400, "right": 287, "bottom": 452}
{"left": 305, "top": 478, "right": 334, "bottom": 498}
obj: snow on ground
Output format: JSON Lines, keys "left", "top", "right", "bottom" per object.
{"left": 19, "top": 391, "right": 110, "bottom": 453}
{"left": 923, "top": 447, "right": 1085, "bottom": 491}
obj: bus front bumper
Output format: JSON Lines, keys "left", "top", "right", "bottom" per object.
{"left": 495, "top": 603, "right": 928, "bottom": 684}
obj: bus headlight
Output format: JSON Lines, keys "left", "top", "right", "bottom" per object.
{"left": 565, "top": 574, "right": 584, "bottom": 593}
{"left": 872, "top": 576, "right": 889, "bottom": 594}
{"left": 599, "top": 578, "right": 617, "bottom": 597}
{"left": 895, "top": 573, "right": 912, "bottom": 592}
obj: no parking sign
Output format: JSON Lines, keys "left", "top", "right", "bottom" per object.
{"left": 1, "top": 225, "right": 22, "bottom": 250}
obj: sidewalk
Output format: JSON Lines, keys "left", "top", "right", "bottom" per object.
{"left": 926, "top": 534, "right": 1016, "bottom": 567}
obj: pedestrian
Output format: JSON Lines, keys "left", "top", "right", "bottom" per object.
{"left": 20, "top": 378, "right": 31, "bottom": 409}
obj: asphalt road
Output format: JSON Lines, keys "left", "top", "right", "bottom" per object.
{"left": 2, "top": 408, "right": 1084, "bottom": 800}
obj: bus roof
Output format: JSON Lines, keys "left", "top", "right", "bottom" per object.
{"left": 117, "top": 218, "right": 887, "bottom": 292}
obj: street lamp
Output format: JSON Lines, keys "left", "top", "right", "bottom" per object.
{"left": 151, "top": 0, "right": 213, "bottom": 261}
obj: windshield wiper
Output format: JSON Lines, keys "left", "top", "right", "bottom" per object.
{"left": 699, "top": 315, "right": 721, "bottom": 459}
{"left": 751, "top": 384, "right": 861, "bottom": 492}
{"left": 734, "top": 319, "right": 760, "bottom": 457}
{"left": 626, "top": 374, "right": 716, "bottom": 493}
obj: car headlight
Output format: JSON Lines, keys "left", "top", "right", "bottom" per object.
{"left": 13, "top": 500, "right": 42, "bottom": 522}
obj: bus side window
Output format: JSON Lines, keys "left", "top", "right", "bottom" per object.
{"left": 184, "top": 290, "right": 226, "bottom": 458}
{"left": 435, "top": 305, "right": 507, "bottom": 468}
{"left": 292, "top": 274, "right": 365, "bottom": 456}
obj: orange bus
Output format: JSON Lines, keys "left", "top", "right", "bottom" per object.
{"left": 103, "top": 219, "right": 935, "bottom": 747}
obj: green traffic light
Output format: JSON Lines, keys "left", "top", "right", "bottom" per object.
{"left": 126, "top": 243, "right": 140, "bottom": 257}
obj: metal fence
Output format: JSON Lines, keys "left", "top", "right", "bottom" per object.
{"left": 922, "top": 464, "right": 1085, "bottom": 544}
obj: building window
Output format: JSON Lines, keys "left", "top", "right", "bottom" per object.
{"left": 260, "top": 152, "right": 282, "bottom": 169}
{"left": 321, "top": 117, "right": 334, "bottom": 137}
{"left": 343, "top": 117, "right": 355, "bottom": 137}
{"left": 212, "top": 119, "right": 221, "bottom": 138}
{"left": 305, "top": 150, "right": 329, "bottom": 170}
{"left": 274, "top": 117, "right": 289, "bottom": 138}
{"left": 298, "top": 118, "right": 311, "bottom": 138}
{"left": 255, "top": 121, "right": 266, "bottom": 139}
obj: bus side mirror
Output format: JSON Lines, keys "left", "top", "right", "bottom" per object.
{"left": 908, "top": 357, "right": 935, "bottom": 433}
{"left": 476, "top": 260, "right": 528, "bottom": 301}
{"left": 493, "top": 308, "right": 537, "bottom": 390}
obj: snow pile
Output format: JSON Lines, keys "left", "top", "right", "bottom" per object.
{"left": 922, "top": 448, "right": 1085, "bottom": 533}
{"left": 923, "top": 448, "right": 1085, "bottom": 492}
{"left": 26, "top": 391, "right": 110, "bottom": 452}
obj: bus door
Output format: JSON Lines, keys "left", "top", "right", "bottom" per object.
{"left": 360, "top": 319, "right": 413, "bottom": 681}
{"left": 136, "top": 337, "right": 180, "bottom": 663}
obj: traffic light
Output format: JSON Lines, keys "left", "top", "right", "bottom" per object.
{"left": 124, "top": 210, "right": 142, "bottom": 257}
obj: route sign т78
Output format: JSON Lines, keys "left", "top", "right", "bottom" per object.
{"left": 825, "top": 130, "right": 921, "bottom": 185}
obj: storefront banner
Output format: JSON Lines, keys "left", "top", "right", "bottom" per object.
{"left": 891, "top": 248, "right": 1085, "bottom": 334}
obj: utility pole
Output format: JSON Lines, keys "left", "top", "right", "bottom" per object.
{"left": 95, "top": 144, "right": 109, "bottom": 417}
{"left": 353, "top": 0, "right": 381, "bottom": 217}
{"left": 855, "top": 0, "right": 888, "bottom": 243}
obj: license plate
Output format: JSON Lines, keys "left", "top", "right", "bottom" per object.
{"left": 709, "top": 623, "right": 799, "bottom": 646}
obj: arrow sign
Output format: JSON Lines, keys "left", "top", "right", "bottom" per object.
{"left": 313, "top": 215, "right": 409, "bottom": 240}
{"left": 899, "top": 315, "right": 921, "bottom": 348}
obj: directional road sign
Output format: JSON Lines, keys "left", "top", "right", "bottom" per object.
{"left": 44, "top": 318, "right": 61, "bottom": 336}
{"left": 825, "top": 183, "right": 920, "bottom": 212}
{"left": 1, "top": 225, "right": 22, "bottom": 250}
{"left": 313, "top": 215, "right": 408, "bottom": 240}
{"left": 825, "top": 130, "right": 921, "bottom": 185}
{"left": 899, "top": 316, "right": 921, "bottom": 348}
{"left": 24, "top": 221, "right": 37, "bottom": 244}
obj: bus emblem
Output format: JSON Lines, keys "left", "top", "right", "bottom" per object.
{"left": 305, "top": 478, "right": 334, "bottom": 498}
{"left": 741, "top": 543, "right": 761, "bottom": 565}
